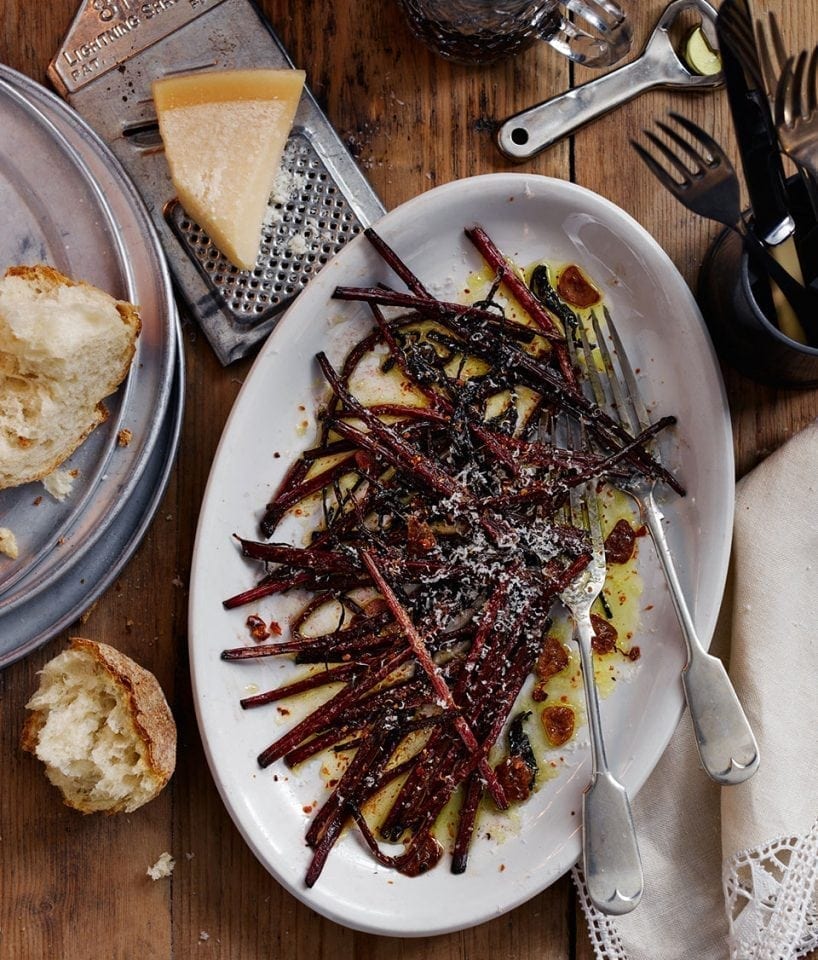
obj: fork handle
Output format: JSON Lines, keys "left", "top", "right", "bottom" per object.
{"left": 582, "top": 771, "right": 644, "bottom": 915}
{"left": 643, "top": 494, "right": 760, "bottom": 785}
{"left": 574, "top": 616, "right": 642, "bottom": 913}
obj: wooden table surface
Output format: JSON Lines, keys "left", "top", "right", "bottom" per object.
{"left": 2, "top": 1, "right": 817, "bottom": 957}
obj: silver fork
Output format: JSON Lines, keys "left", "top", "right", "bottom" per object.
{"left": 579, "top": 309, "right": 759, "bottom": 785}
{"left": 773, "top": 49, "right": 818, "bottom": 188}
{"left": 556, "top": 405, "right": 643, "bottom": 915}
{"left": 756, "top": 12, "right": 818, "bottom": 216}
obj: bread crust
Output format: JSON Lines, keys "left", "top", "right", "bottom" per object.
{"left": 0, "top": 264, "right": 142, "bottom": 491}
{"left": 22, "top": 637, "right": 176, "bottom": 814}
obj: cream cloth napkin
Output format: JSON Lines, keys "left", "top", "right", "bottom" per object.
{"left": 575, "top": 420, "right": 818, "bottom": 960}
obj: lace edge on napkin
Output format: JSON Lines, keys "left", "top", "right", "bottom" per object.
{"left": 573, "top": 818, "right": 818, "bottom": 960}
{"left": 572, "top": 865, "right": 629, "bottom": 960}
{"left": 724, "top": 819, "right": 818, "bottom": 960}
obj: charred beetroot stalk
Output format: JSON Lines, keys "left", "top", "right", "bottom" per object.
{"left": 463, "top": 225, "right": 575, "bottom": 385}
{"left": 359, "top": 549, "right": 509, "bottom": 812}
{"left": 332, "top": 286, "right": 565, "bottom": 346}
{"left": 451, "top": 772, "right": 483, "bottom": 874}
{"left": 222, "top": 223, "right": 683, "bottom": 884}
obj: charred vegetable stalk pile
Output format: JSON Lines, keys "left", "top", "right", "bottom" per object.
{"left": 221, "top": 226, "right": 682, "bottom": 885}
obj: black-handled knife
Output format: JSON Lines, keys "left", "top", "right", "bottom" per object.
{"left": 717, "top": 0, "right": 807, "bottom": 342}
{"left": 717, "top": 0, "right": 793, "bottom": 244}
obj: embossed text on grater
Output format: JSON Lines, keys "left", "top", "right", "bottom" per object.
{"left": 167, "top": 133, "right": 364, "bottom": 328}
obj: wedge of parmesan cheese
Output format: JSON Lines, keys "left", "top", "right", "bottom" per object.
{"left": 152, "top": 68, "right": 306, "bottom": 270}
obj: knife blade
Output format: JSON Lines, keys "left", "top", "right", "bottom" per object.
{"left": 716, "top": 0, "right": 793, "bottom": 245}
{"left": 716, "top": 0, "right": 807, "bottom": 343}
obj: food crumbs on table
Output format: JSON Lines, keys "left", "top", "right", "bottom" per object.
{"left": 147, "top": 852, "right": 175, "bottom": 880}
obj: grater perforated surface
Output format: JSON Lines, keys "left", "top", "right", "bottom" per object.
{"left": 168, "top": 132, "right": 365, "bottom": 328}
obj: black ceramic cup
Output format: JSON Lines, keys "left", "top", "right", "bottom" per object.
{"left": 698, "top": 177, "right": 818, "bottom": 389}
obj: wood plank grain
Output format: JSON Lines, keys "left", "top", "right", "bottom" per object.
{"left": 1, "top": 0, "right": 817, "bottom": 957}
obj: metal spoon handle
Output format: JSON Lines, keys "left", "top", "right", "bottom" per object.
{"left": 643, "top": 494, "right": 760, "bottom": 785}
{"left": 497, "top": 57, "right": 654, "bottom": 160}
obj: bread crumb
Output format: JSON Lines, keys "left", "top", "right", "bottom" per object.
{"left": 42, "top": 468, "right": 75, "bottom": 501}
{"left": 117, "top": 428, "right": 132, "bottom": 447}
{"left": 0, "top": 527, "right": 18, "bottom": 559}
{"left": 79, "top": 600, "right": 99, "bottom": 624}
{"left": 147, "top": 852, "right": 175, "bottom": 880}
{"left": 199, "top": 931, "right": 210, "bottom": 942}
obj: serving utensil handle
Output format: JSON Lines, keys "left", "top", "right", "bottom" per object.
{"left": 574, "top": 615, "right": 643, "bottom": 915}
{"left": 582, "top": 771, "right": 644, "bottom": 916}
{"left": 496, "top": 58, "right": 653, "bottom": 160}
{"left": 643, "top": 493, "right": 760, "bottom": 785}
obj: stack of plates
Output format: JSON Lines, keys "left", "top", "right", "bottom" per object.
{"left": 0, "top": 65, "right": 183, "bottom": 666}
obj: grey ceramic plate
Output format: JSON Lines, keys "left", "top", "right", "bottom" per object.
{"left": 0, "top": 66, "right": 180, "bottom": 664}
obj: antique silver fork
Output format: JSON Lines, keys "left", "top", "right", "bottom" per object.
{"left": 577, "top": 309, "right": 759, "bottom": 785}
{"left": 756, "top": 12, "right": 818, "bottom": 216}
{"left": 773, "top": 49, "right": 818, "bottom": 186}
{"left": 555, "top": 360, "right": 643, "bottom": 916}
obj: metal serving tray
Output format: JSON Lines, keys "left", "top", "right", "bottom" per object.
{"left": 0, "top": 64, "right": 182, "bottom": 665}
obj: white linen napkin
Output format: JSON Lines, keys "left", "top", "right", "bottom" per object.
{"left": 575, "top": 419, "right": 818, "bottom": 960}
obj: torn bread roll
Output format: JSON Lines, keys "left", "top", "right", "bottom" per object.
{"left": 0, "top": 264, "right": 141, "bottom": 490}
{"left": 22, "top": 637, "right": 176, "bottom": 814}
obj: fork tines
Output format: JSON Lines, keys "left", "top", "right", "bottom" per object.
{"left": 718, "top": 0, "right": 766, "bottom": 89}
{"left": 756, "top": 10, "right": 788, "bottom": 98}
{"left": 575, "top": 307, "right": 656, "bottom": 457}
{"left": 775, "top": 48, "right": 818, "bottom": 128}
{"left": 631, "top": 112, "right": 740, "bottom": 231}
{"left": 632, "top": 113, "right": 726, "bottom": 183}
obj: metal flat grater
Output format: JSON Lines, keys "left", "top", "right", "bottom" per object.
{"left": 49, "top": 0, "right": 386, "bottom": 364}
